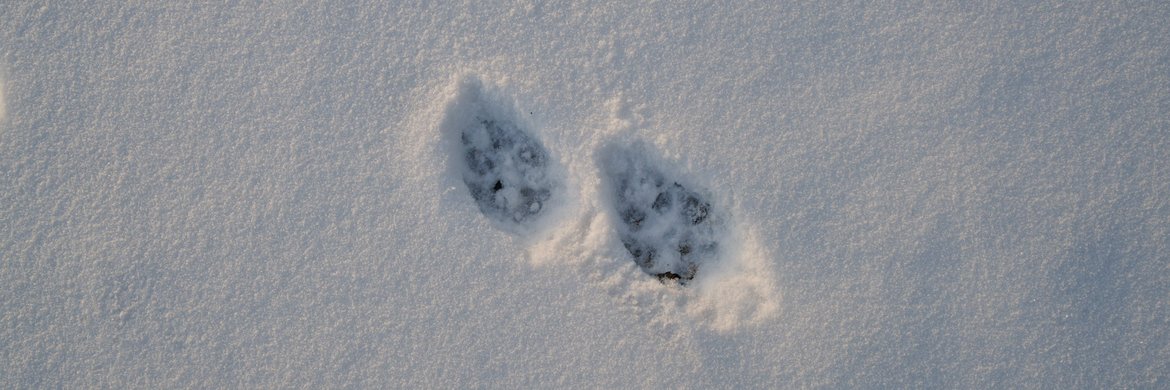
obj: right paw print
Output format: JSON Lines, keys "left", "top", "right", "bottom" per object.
{"left": 599, "top": 142, "right": 723, "bottom": 283}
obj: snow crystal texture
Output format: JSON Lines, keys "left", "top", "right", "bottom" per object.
{"left": 2, "top": 1, "right": 1168, "bottom": 388}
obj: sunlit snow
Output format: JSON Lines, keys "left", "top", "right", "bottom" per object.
{"left": 2, "top": 2, "right": 1168, "bottom": 388}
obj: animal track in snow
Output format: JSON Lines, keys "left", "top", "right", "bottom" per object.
{"left": 437, "top": 78, "right": 776, "bottom": 329}
{"left": 600, "top": 143, "right": 723, "bottom": 283}
{"left": 451, "top": 83, "right": 558, "bottom": 230}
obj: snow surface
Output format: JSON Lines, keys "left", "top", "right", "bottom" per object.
{"left": 2, "top": 1, "right": 1169, "bottom": 388}
{"left": 0, "top": 75, "right": 7, "bottom": 124}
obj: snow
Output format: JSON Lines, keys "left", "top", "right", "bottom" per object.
{"left": 2, "top": 1, "right": 1169, "bottom": 388}
{"left": 0, "top": 75, "right": 6, "bottom": 124}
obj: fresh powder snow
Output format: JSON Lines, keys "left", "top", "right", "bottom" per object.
{"left": 2, "top": 2, "right": 1168, "bottom": 388}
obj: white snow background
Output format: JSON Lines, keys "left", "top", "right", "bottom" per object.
{"left": 2, "top": 2, "right": 1168, "bottom": 388}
